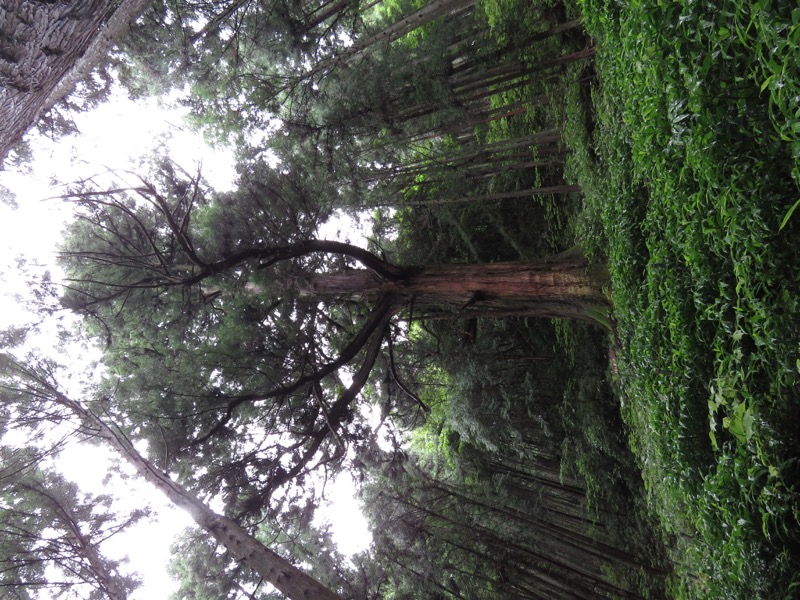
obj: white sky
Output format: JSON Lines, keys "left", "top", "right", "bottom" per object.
{"left": 0, "top": 90, "right": 371, "bottom": 598}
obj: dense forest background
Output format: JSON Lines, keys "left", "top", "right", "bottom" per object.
{"left": 1, "top": 0, "right": 798, "bottom": 598}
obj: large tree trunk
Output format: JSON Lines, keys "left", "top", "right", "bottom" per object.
{"left": 0, "top": 0, "right": 150, "bottom": 164}
{"left": 297, "top": 251, "right": 611, "bottom": 326}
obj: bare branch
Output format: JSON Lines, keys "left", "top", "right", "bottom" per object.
{"left": 193, "top": 295, "right": 399, "bottom": 446}
{"left": 387, "top": 332, "right": 430, "bottom": 414}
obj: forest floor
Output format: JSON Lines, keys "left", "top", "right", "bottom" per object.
{"left": 563, "top": 0, "right": 800, "bottom": 596}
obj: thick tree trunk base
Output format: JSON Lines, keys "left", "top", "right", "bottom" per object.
{"left": 299, "top": 251, "right": 612, "bottom": 327}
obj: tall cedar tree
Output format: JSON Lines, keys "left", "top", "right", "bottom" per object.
{"left": 56, "top": 161, "right": 610, "bottom": 521}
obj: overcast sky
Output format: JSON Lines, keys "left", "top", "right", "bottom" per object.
{"left": 0, "top": 90, "right": 371, "bottom": 598}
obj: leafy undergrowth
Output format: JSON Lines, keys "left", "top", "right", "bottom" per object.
{"left": 569, "top": 0, "right": 800, "bottom": 597}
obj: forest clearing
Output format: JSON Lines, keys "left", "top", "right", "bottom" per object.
{"left": 1, "top": 0, "right": 798, "bottom": 598}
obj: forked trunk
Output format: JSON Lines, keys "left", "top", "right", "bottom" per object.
{"left": 297, "top": 251, "right": 611, "bottom": 326}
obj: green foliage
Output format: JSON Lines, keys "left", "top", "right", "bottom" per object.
{"left": 373, "top": 301, "right": 669, "bottom": 597}
{"left": 10, "top": 0, "right": 760, "bottom": 595}
{"left": 169, "top": 519, "right": 351, "bottom": 600}
{"left": 352, "top": 3, "right": 671, "bottom": 595}
{"left": 0, "top": 448, "right": 143, "bottom": 599}
{"left": 570, "top": 0, "right": 800, "bottom": 595}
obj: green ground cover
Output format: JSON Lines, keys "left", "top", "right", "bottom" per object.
{"left": 567, "top": 0, "right": 800, "bottom": 596}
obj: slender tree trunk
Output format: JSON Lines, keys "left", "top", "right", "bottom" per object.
{"left": 24, "top": 482, "right": 130, "bottom": 599}
{"left": 313, "top": 0, "right": 475, "bottom": 73}
{"left": 383, "top": 185, "right": 581, "bottom": 208}
{"left": 59, "top": 508, "right": 130, "bottom": 600}
{"left": 303, "top": 0, "right": 357, "bottom": 31}
{"left": 297, "top": 251, "right": 611, "bottom": 326}
{"left": 42, "top": 387, "right": 344, "bottom": 600}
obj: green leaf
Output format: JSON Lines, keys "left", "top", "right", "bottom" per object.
{"left": 779, "top": 198, "right": 800, "bottom": 231}
{"left": 741, "top": 407, "right": 755, "bottom": 441}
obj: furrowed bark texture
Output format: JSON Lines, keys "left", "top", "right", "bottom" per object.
{"left": 0, "top": 0, "right": 150, "bottom": 164}
{"left": 298, "top": 253, "right": 611, "bottom": 324}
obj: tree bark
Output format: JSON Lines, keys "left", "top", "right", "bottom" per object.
{"left": 32, "top": 383, "right": 346, "bottom": 600}
{"left": 0, "top": 0, "right": 150, "bottom": 164}
{"left": 312, "top": 0, "right": 475, "bottom": 74}
{"left": 296, "top": 251, "right": 611, "bottom": 326}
